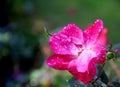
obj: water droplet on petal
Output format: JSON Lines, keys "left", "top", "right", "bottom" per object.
{"left": 64, "top": 45, "right": 68, "bottom": 49}
{"left": 55, "top": 36, "right": 60, "bottom": 40}
{"left": 55, "top": 42, "right": 57, "bottom": 45}
{"left": 67, "top": 38, "right": 71, "bottom": 42}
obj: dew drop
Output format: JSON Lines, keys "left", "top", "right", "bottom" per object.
{"left": 55, "top": 42, "right": 57, "bottom": 45}
{"left": 55, "top": 35, "right": 60, "bottom": 40}
{"left": 67, "top": 38, "right": 71, "bottom": 42}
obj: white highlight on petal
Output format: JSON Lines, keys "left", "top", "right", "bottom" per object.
{"left": 76, "top": 49, "right": 96, "bottom": 72}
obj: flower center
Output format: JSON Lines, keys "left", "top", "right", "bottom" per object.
{"left": 77, "top": 45, "right": 92, "bottom": 56}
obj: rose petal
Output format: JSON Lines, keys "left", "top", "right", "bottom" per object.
{"left": 46, "top": 54, "right": 76, "bottom": 70}
{"left": 62, "top": 23, "right": 83, "bottom": 44}
{"left": 93, "top": 44, "right": 106, "bottom": 64}
{"left": 83, "top": 19, "right": 103, "bottom": 45}
{"left": 97, "top": 28, "right": 108, "bottom": 46}
{"left": 68, "top": 59, "right": 96, "bottom": 84}
{"left": 76, "top": 49, "right": 96, "bottom": 72}
{"left": 49, "top": 24, "right": 83, "bottom": 55}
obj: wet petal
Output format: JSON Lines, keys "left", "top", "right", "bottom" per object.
{"left": 84, "top": 19, "right": 103, "bottom": 45}
{"left": 62, "top": 23, "right": 83, "bottom": 44}
{"left": 46, "top": 54, "right": 76, "bottom": 70}
{"left": 93, "top": 44, "right": 106, "bottom": 64}
{"left": 49, "top": 24, "right": 83, "bottom": 55}
{"left": 76, "top": 50, "right": 96, "bottom": 72}
{"left": 97, "top": 28, "right": 108, "bottom": 46}
{"left": 68, "top": 59, "right": 96, "bottom": 84}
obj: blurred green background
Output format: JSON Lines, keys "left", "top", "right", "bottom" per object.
{"left": 0, "top": 0, "right": 120, "bottom": 87}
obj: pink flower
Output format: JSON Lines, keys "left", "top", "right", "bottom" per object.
{"left": 97, "top": 28, "right": 108, "bottom": 46}
{"left": 46, "top": 19, "right": 107, "bottom": 84}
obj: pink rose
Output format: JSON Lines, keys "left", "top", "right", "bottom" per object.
{"left": 46, "top": 19, "right": 107, "bottom": 84}
{"left": 97, "top": 28, "right": 108, "bottom": 46}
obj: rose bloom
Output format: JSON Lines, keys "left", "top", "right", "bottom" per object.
{"left": 46, "top": 19, "right": 108, "bottom": 84}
